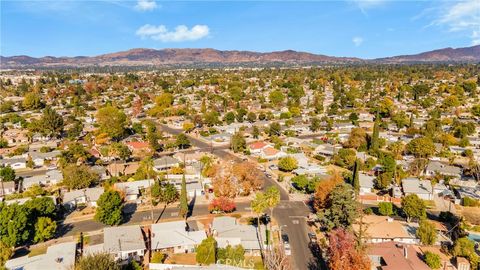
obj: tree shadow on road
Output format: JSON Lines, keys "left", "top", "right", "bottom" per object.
{"left": 187, "top": 193, "right": 196, "bottom": 218}
{"left": 155, "top": 204, "right": 168, "bottom": 223}
{"left": 56, "top": 222, "right": 73, "bottom": 238}
{"left": 307, "top": 242, "right": 328, "bottom": 270}
{"left": 122, "top": 203, "right": 137, "bottom": 224}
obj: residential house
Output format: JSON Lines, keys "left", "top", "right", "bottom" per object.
{"left": 402, "top": 177, "right": 433, "bottom": 200}
{"left": 167, "top": 175, "right": 204, "bottom": 197}
{"left": 1, "top": 129, "right": 29, "bottom": 146}
{"left": 313, "top": 144, "right": 342, "bottom": 158}
{"left": 248, "top": 141, "right": 270, "bottom": 155}
{"left": 91, "top": 165, "right": 109, "bottom": 180}
{"left": 211, "top": 216, "right": 265, "bottom": 255}
{"left": 424, "top": 161, "right": 462, "bottom": 179}
{"left": 151, "top": 220, "right": 206, "bottom": 253}
{"left": 103, "top": 225, "right": 146, "bottom": 262}
{"left": 22, "top": 169, "right": 63, "bottom": 190}
{"left": 260, "top": 147, "right": 287, "bottom": 160}
{"left": 126, "top": 141, "right": 152, "bottom": 157}
{"left": 367, "top": 242, "right": 430, "bottom": 270}
{"left": 114, "top": 179, "right": 154, "bottom": 202}
{"left": 359, "top": 173, "right": 375, "bottom": 195}
{"left": 63, "top": 187, "right": 104, "bottom": 209}
{"left": 153, "top": 156, "right": 180, "bottom": 171}
{"left": 354, "top": 215, "right": 419, "bottom": 244}
{"left": 0, "top": 157, "right": 26, "bottom": 170}
{"left": 107, "top": 162, "right": 139, "bottom": 177}
{"left": 29, "top": 150, "right": 61, "bottom": 167}
{"left": 5, "top": 241, "right": 77, "bottom": 270}
{"left": 0, "top": 181, "right": 15, "bottom": 198}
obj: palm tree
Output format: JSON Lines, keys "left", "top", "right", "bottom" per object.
{"left": 264, "top": 186, "right": 280, "bottom": 250}
{"left": 251, "top": 192, "right": 267, "bottom": 257}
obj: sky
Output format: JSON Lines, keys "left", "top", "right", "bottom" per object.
{"left": 1, "top": 0, "right": 479, "bottom": 59}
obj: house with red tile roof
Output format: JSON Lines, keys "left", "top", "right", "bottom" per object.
{"left": 367, "top": 242, "right": 430, "bottom": 270}
{"left": 248, "top": 141, "right": 270, "bottom": 154}
{"left": 260, "top": 146, "right": 287, "bottom": 161}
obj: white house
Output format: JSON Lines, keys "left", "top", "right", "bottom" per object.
{"left": 62, "top": 187, "right": 104, "bottom": 208}
{"left": 0, "top": 158, "right": 26, "bottom": 170}
{"left": 402, "top": 178, "right": 433, "bottom": 200}
{"left": 211, "top": 216, "right": 266, "bottom": 255}
{"left": 359, "top": 173, "right": 375, "bottom": 195}
{"left": 0, "top": 181, "right": 15, "bottom": 198}
{"left": 5, "top": 241, "right": 76, "bottom": 270}
{"left": 22, "top": 169, "right": 63, "bottom": 190}
{"left": 151, "top": 221, "right": 206, "bottom": 253}
{"left": 114, "top": 179, "right": 154, "bottom": 202}
{"left": 104, "top": 225, "right": 146, "bottom": 262}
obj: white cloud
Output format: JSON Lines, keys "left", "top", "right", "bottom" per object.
{"left": 351, "top": 0, "right": 386, "bottom": 14}
{"left": 433, "top": 0, "right": 480, "bottom": 45}
{"left": 352, "top": 36, "right": 364, "bottom": 46}
{"left": 135, "top": 0, "right": 158, "bottom": 11}
{"left": 136, "top": 24, "right": 210, "bottom": 42}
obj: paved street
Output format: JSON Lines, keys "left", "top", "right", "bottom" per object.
{"left": 56, "top": 123, "right": 316, "bottom": 270}
{"left": 159, "top": 124, "right": 314, "bottom": 269}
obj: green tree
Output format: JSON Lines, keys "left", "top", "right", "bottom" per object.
{"left": 453, "top": 237, "right": 479, "bottom": 269}
{"left": 75, "top": 253, "right": 120, "bottom": 270}
{"left": 62, "top": 164, "right": 98, "bottom": 189}
{"left": 251, "top": 192, "right": 267, "bottom": 255}
{"left": 416, "top": 219, "right": 437, "bottom": 245}
{"left": 471, "top": 104, "right": 480, "bottom": 117}
{"left": 0, "top": 166, "right": 16, "bottom": 198}
{"left": 25, "top": 197, "right": 56, "bottom": 218}
{"left": 401, "top": 194, "right": 426, "bottom": 222}
{"left": 252, "top": 126, "right": 260, "bottom": 139}
{"left": 319, "top": 183, "right": 358, "bottom": 230}
{"left": 95, "top": 190, "right": 123, "bottom": 226}
{"left": 424, "top": 251, "right": 441, "bottom": 269}
{"left": 267, "top": 122, "right": 281, "bottom": 137}
{"left": 378, "top": 202, "right": 393, "bottom": 216}
{"left": 369, "top": 116, "right": 380, "bottom": 154}
{"left": 0, "top": 203, "right": 31, "bottom": 247}
{"left": 310, "top": 117, "right": 321, "bottom": 132}
{"left": 196, "top": 236, "right": 217, "bottom": 265}
{"left": 96, "top": 105, "right": 127, "bottom": 140}
{"left": 179, "top": 175, "right": 188, "bottom": 218}
{"left": 0, "top": 241, "right": 13, "bottom": 267}
{"left": 352, "top": 159, "right": 360, "bottom": 192}
{"left": 230, "top": 132, "right": 246, "bottom": 153}
{"left": 278, "top": 156, "right": 298, "bottom": 172}
{"left": 175, "top": 133, "right": 191, "bottom": 149}
{"left": 217, "top": 245, "right": 245, "bottom": 265}
{"left": 406, "top": 137, "right": 435, "bottom": 158}
{"left": 269, "top": 90, "right": 285, "bottom": 106}
{"left": 40, "top": 107, "right": 64, "bottom": 138}
{"left": 22, "top": 92, "right": 44, "bottom": 110}
{"left": 224, "top": 111, "right": 236, "bottom": 124}
{"left": 34, "top": 217, "right": 57, "bottom": 243}
{"left": 109, "top": 142, "right": 131, "bottom": 161}
{"left": 247, "top": 112, "right": 257, "bottom": 123}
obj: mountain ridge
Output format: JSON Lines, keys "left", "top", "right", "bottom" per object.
{"left": 1, "top": 45, "right": 479, "bottom": 68}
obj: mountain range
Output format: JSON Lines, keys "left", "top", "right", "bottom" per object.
{"left": 1, "top": 45, "right": 479, "bottom": 68}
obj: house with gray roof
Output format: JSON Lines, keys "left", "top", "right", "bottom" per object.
{"left": 402, "top": 177, "right": 433, "bottom": 200}
{"left": 151, "top": 220, "right": 206, "bottom": 253}
{"left": 5, "top": 241, "right": 76, "bottom": 270}
{"left": 104, "top": 225, "right": 146, "bottom": 262}
{"left": 22, "top": 169, "right": 63, "bottom": 190}
{"left": 211, "top": 216, "right": 266, "bottom": 255}
{"left": 424, "top": 161, "right": 462, "bottom": 179}
{"left": 114, "top": 179, "right": 154, "bottom": 201}
{"left": 63, "top": 187, "right": 104, "bottom": 209}
{"left": 359, "top": 173, "right": 375, "bottom": 195}
{"left": 153, "top": 156, "right": 180, "bottom": 171}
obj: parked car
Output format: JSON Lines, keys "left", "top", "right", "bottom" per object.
{"left": 281, "top": 233, "right": 291, "bottom": 255}
{"left": 308, "top": 232, "right": 317, "bottom": 243}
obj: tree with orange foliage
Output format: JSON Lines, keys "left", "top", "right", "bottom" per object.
{"left": 232, "top": 161, "right": 263, "bottom": 195}
{"left": 327, "top": 228, "right": 370, "bottom": 270}
{"left": 212, "top": 164, "right": 238, "bottom": 198}
{"left": 313, "top": 170, "right": 343, "bottom": 211}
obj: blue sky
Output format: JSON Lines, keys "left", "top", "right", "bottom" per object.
{"left": 1, "top": 0, "right": 479, "bottom": 58}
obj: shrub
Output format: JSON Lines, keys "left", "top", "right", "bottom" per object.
{"left": 463, "top": 197, "right": 480, "bottom": 207}
{"left": 151, "top": 252, "right": 165, "bottom": 263}
{"left": 424, "top": 251, "right": 441, "bottom": 269}
{"left": 378, "top": 202, "right": 394, "bottom": 216}
{"left": 208, "top": 197, "right": 236, "bottom": 213}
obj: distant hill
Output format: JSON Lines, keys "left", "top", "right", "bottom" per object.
{"left": 1, "top": 45, "right": 479, "bottom": 68}
{"left": 376, "top": 45, "right": 480, "bottom": 63}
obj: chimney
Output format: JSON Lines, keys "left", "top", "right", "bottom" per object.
{"left": 403, "top": 246, "right": 408, "bottom": 259}
{"left": 387, "top": 217, "right": 394, "bottom": 223}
